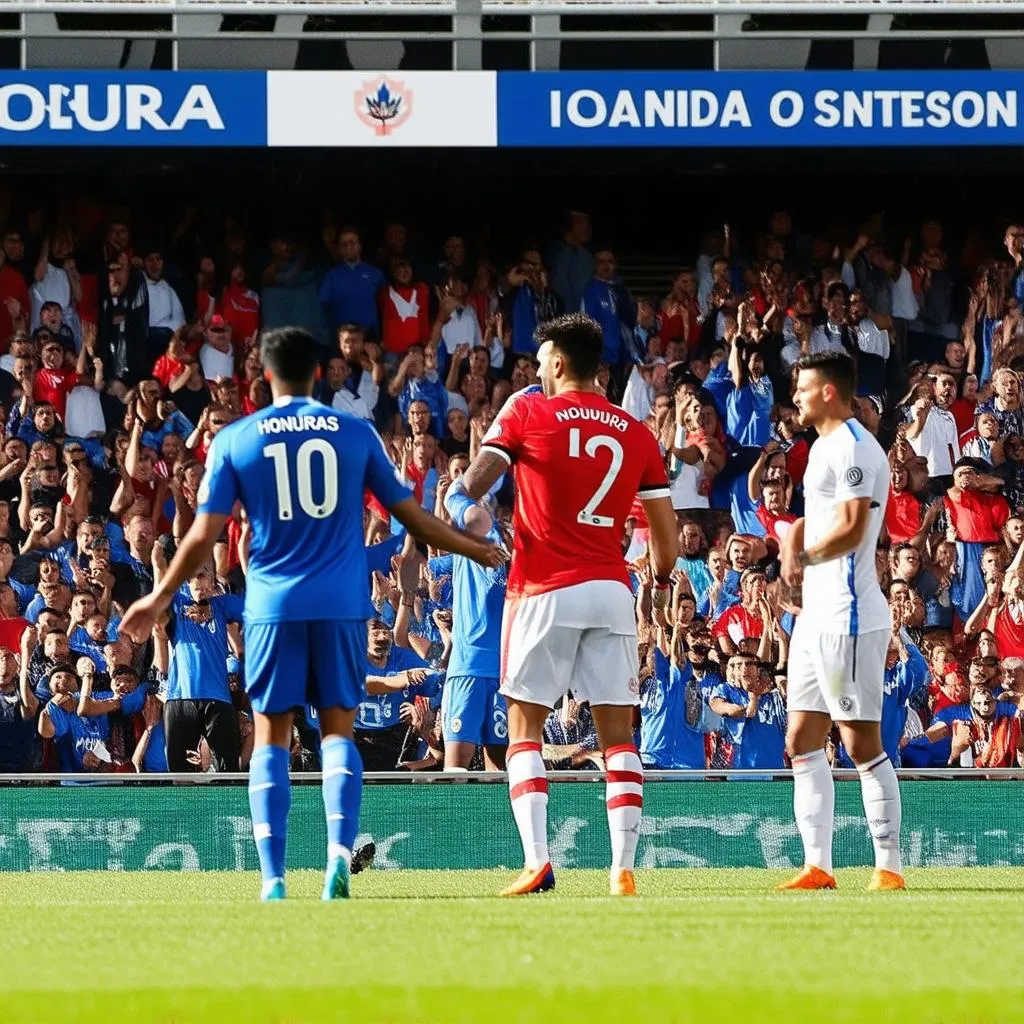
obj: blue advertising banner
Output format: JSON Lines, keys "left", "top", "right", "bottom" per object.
{"left": 496, "top": 71, "right": 1024, "bottom": 147}
{"left": 0, "top": 72, "right": 267, "bottom": 146}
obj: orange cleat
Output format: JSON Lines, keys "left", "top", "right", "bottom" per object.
{"left": 610, "top": 870, "right": 637, "bottom": 897}
{"left": 775, "top": 865, "right": 837, "bottom": 891}
{"left": 866, "top": 869, "right": 906, "bottom": 892}
{"left": 500, "top": 863, "right": 556, "bottom": 897}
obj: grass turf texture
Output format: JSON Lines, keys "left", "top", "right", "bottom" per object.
{"left": 3, "top": 867, "right": 1024, "bottom": 1024}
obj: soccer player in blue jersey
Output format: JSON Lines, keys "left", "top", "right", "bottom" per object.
{"left": 440, "top": 477, "right": 509, "bottom": 770}
{"left": 121, "top": 326, "right": 507, "bottom": 902}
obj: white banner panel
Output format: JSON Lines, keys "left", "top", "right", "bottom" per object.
{"left": 267, "top": 71, "right": 497, "bottom": 147}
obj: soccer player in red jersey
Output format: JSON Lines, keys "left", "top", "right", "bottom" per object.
{"left": 459, "top": 313, "right": 678, "bottom": 896}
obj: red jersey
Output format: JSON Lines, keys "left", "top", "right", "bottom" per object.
{"left": 886, "top": 488, "right": 921, "bottom": 545}
{"left": 481, "top": 388, "right": 670, "bottom": 598}
{"left": 217, "top": 283, "right": 261, "bottom": 345}
{"left": 0, "top": 264, "right": 29, "bottom": 350}
{"left": 944, "top": 488, "right": 1010, "bottom": 544}
{"left": 35, "top": 367, "right": 78, "bottom": 421}
{"left": 0, "top": 616, "right": 28, "bottom": 655}
{"left": 712, "top": 603, "right": 765, "bottom": 644}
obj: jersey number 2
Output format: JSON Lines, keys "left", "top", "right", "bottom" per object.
{"left": 568, "top": 427, "right": 623, "bottom": 528}
{"left": 264, "top": 440, "right": 338, "bottom": 520}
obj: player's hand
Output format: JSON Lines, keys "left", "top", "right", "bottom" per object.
{"left": 120, "top": 593, "right": 167, "bottom": 644}
{"left": 406, "top": 668, "right": 429, "bottom": 686}
{"left": 780, "top": 544, "right": 803, "bottom": 589}
{"left": 76, "top": 656, "right": 95, "bottom": 679}
{"left": 464, "top": 538, "right": 509, "bottom": 570}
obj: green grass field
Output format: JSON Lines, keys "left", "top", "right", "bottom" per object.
{"left": 3, "top": 867, "right": 1024, "bottom": 1023}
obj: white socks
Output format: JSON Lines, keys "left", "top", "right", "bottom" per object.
{"left": 605, "top": 745, "right": 644, "bottom": 875}
{"left": 507, "top": 741, "right": 549, "bottom": 869}
{"left": 792, "top": 748, "right": 835, "bottom": 875}
{"left": 857, "top": 752, "right": 903, "bottom": 875}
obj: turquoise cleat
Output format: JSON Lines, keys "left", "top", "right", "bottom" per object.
{"left": 260, "top": 878, "right": 286, "bottom": 902}
{"left": 322, "top": 857, "right": 352, "bottom": 901}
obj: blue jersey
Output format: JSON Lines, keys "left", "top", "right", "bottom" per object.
{"left": 639, "top": 651, "right": 707, "bottom": 770}
{"left": 356, "top": 645, "right": 440, "bottom": 731}
{"left": 712, "top": 683, "right": 787, "bottom": 769}
{"left": 726, "top": 378, "right": 774, "bottom": 448}
{"left": 197, "top": 396, "right": 412, "bottom": 624}
{"left": 443, "top": 484, "right": 506, "bottom": 679}
{"left": 44, "top": 694, "right": 113, "bottom": 772}
{"left": 166, "top": 591, "right": 244, "bottom": 703}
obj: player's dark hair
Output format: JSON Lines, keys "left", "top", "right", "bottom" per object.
{"left": 535, "top": 312, "right": 603, "bottom": 382}
{"left": 795, "top": 351, "right": 857, "bottom": 402}
{"left": 260, "top": 327, "right": 319, "bottom": 387}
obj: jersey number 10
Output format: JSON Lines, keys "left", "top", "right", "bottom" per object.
{"left": 264, "top": 440, "right": 338, "bottom": 521}
{"left": 568, "top": 427, "right": 623, "bottom": 528}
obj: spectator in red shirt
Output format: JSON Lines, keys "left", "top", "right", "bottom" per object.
{"left": 659, "top": 268, "right": 701, "bottom": 356}
{"left": 152, "top": 328, "right": 193, "bottom": 391}
{"left": 713, "top": 567, "right": 768, "bottom": 655}
{"left": 380, "top": 256, "right": 430, "bottom": 356}
{"left": 0, "top": 240, "right": 30, "bottom": 352}
{"left": 217, "top": 261, "right": 260, "bottom": 348}
{"left": 0, "top": 582, "right": 29, "bottom": 657}
{"left": 34, "top": 336, "right": 79, "bottom": 422}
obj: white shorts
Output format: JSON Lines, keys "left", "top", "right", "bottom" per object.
{"left": 500, "top": 580, "right": 640, "bottom": 710}
{"left": 787, "top": 619, "right": 888, "bottom": 723}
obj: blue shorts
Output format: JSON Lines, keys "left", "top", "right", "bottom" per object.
{"left": 441, "top": 675, "right": 508, "bottom": 747}
{"left": 245, "top": 620, "right": 368, "bottom": 715}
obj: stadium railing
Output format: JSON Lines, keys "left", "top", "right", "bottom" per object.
{"left": 2, "top": 770, "right": 1022, "bottom": 872}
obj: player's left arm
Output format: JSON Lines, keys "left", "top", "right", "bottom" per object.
{"left": 638, "top": 429, "right": 677, "bottom": 607}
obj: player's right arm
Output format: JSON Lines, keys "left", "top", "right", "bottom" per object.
{"left": 365, "top": 428, "right": 506, "bottom": 568}
{"left": 460, "top": 386, "right": 533, "bottom": 501}
{"left": 788, "top": 441, "right": 880, "bottom": 576}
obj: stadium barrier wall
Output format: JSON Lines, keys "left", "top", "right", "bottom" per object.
{"left": 3, "top": 70, "right": 1024, "bottom": 147}
{"left": 1, "top": 774, "right": 1022, "bottom": 872}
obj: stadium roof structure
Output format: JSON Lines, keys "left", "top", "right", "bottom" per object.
{"left": 4, "top": 0, "right": 1024, "bottom": 71}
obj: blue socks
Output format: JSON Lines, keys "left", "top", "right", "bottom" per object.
{"left": 249, "top": 744, "right": 291, "bottom": 887}
{"left": 321, "top": 736, "right": 363, "bottom": 864}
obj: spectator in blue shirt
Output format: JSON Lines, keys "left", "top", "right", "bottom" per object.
{"left": 580, "top": 248, "right": 636, "bottom": 371}
{"left": 710, "top": 653, "right": 787, "bottom": 770}
{"left": 391, "top": 345, "right": 448, "bottom": 438}
{"left": 843, "top": 630, "right": 929, "bottom": 768}
{"left": 319, "top": 227, "right": 386, "bottom": 338}
{"left": 504, "top": 248, "right": 560, "bottom": 358}
{"left": 639, "top": 644, "right": 709, "bottom": 770}
{"left": 725, "top": 340, "right": 774, "bottom": 448}
{"left": 160, "top": 559, "right": 243, "bottom": 772}
{"left": 356, "top": 618, "right": 440, "bottom": 770}
{"left": 35, "top": 661, "right": 122, "bottom": 772}
{"left": 548, "top": 211, "right": 594, "bottom": 314}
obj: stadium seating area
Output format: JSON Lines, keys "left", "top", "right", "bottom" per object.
{"left": 0, "top": 194, "right": 1022, "bottom": 774}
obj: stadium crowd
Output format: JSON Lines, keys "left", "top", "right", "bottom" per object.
{"left": 0, "top": 199, "right": 1023, "bottom": 775}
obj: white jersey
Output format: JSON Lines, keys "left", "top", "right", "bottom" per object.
{"left": 801, "top": 417, "right": 890, "bottom": 636}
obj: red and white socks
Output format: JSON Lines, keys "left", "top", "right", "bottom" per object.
{"left": 507, "top": 740, "right": 549, "bottom": 869}
{"left": 605, "top": 744, "right": 644, "bottom": 874}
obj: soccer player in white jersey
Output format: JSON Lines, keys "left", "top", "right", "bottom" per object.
{"left": 779, "top": 352, "right": 905, "bottom": 892}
